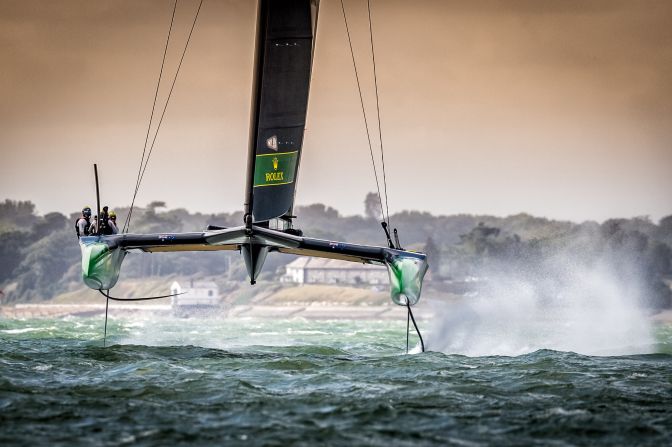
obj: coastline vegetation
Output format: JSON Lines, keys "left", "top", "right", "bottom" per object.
{"left": 1, "top": 197, "right": 670, "bottom": 309}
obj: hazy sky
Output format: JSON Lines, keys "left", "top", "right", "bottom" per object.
{"left": 1, "top": 0, "right": 671, "bottom": 222}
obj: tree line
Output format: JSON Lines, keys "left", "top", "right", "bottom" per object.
{"left": 0, "top": 197, "right": 670, "bottom": 308}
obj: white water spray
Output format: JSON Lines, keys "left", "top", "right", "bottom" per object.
{"left": 427, "top": 259, "right": 656, "bottom": 356}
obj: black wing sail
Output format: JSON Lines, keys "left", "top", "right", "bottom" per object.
{"left": 246, "top": 0, "right": 316, "bottom": 223}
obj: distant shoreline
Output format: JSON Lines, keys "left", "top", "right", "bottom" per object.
{"left": 3, "top": 303, "right": 672, "bottom": 324}
{"left": 0, "top": 303, "right": 414, "bottom": 321}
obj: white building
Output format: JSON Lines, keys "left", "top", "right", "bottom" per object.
{"left": 282, "top": 258, "right": 388, "bottom": 285}
{"left": 170, "top": 280, "right": 220, "bottom": 308}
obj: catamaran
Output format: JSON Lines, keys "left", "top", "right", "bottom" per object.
{"left": 78, "top": 0, "right": 428, "bottom": 348}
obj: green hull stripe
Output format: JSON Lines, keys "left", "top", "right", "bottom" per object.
{"left": 253, "top": 151, "right": 298, "bottom": 187}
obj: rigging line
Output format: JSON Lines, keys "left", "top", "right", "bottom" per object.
{"left": 127, "top": 0, "right": 204, "bottom": 233}
{"left": 123, "top": 0, "right": 178, "bottom": 234}
{"left": 339, "top": 0, "right": 386, "bottom": 226}
{"left": 136, "top": 0, "right": 204, "bottom": 204}
{"left": 98, "top": 289, "right": 185, "bottom": 302}
{"left": 366, "top": 0, "right": 390, "bottom": 227}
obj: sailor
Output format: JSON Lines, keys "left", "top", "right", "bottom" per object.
{"left": 75, "top": 207, "right": 92, "bottom": 237}
{"left": 108, "top": 211, "right": 119, "bottom": 234}
{"left": 89, "top": 215, "right": 98, "bottom": 235}
{"left": 99, "top": 206, "right": 110, "bottom": 235}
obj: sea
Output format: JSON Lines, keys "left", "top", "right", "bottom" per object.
{"left": 1, "top": 315, "right": 671, "bottom": 446}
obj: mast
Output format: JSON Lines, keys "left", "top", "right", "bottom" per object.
{"left": 243, "top": 0, "right": 268, "bottom": 228}
{"left": 243, "top": 0, "right": 318, "bottom": 226}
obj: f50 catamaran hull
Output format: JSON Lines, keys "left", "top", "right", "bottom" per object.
{"left": 79, "top": 226, "right": 428, "bottom": 305}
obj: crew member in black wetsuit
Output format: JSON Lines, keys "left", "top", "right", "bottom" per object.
{"left": 99, "top": 206, "right": 110, "bottom": 235}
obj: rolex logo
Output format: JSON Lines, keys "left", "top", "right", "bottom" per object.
{"left": 265, "top": 157, "right": 284, "bottom": 182}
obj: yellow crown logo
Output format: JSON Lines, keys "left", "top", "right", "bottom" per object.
{"left": 272, "top": 157, "right": 279, "bottom": 170}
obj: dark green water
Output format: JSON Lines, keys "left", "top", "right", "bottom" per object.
{"left": 1, "top": 316, "right": 671, "bottom": 446}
